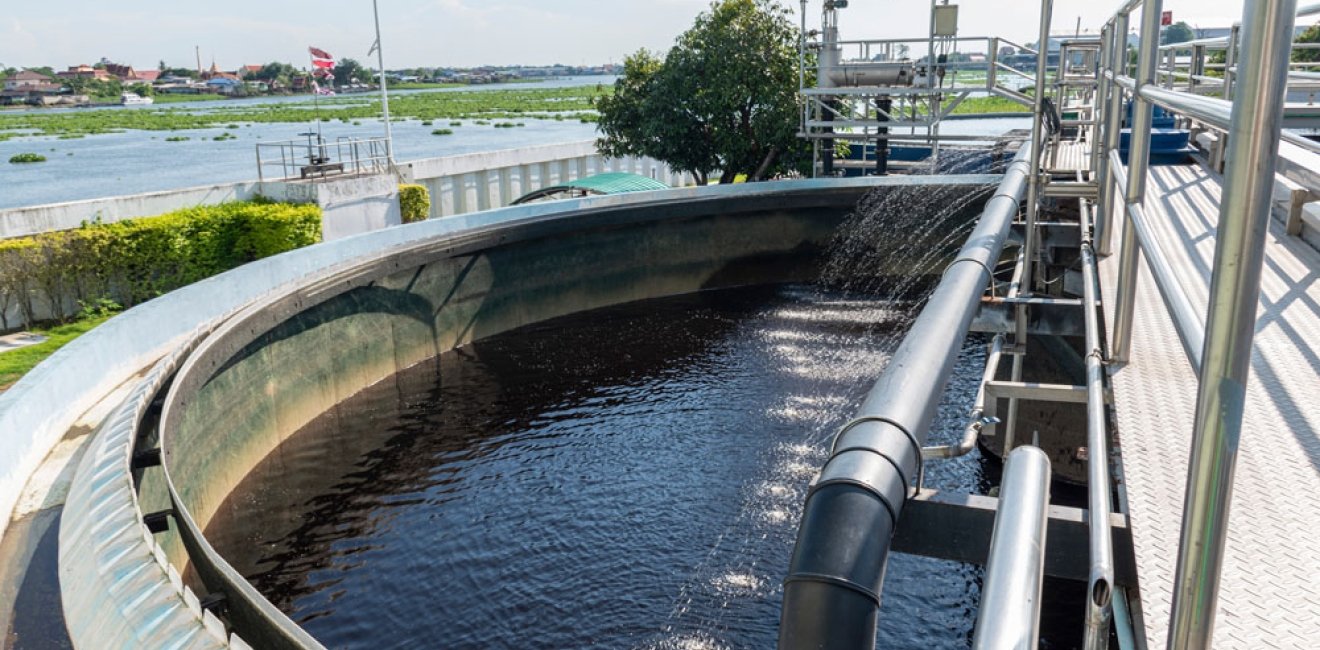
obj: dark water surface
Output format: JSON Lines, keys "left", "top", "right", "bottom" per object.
{"left": 206, "top": 283, "right": 1081, "bottom": 649}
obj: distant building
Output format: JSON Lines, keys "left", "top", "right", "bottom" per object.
{"left": 57, "top": 64, "right": 114, "bottom": 81}
{"left": 2, "top": 70, "right": 52, "bottom": 91}
{"left": 205, "top": 77, "right": 243, "bottom": 95}
{"left": 103, "top": 63, "right": 135, "bottom": 80}
{"left": 239, "top": 65, "right": 264, "bottom": 78}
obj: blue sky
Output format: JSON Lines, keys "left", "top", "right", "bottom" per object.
{"left": 1, "top": 0, "right": 1254, "bottom": 70}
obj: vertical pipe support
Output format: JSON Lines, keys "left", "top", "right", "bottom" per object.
{"left": 1167, "top": 1, "right": 1297, "bottom": 647}
{"left": 1093, "top": 23, "right": 1114, "bottom": 226}
{"left": 971, "top": 446, "right": 1052, "bottom": 650}
{"left": 1024, "top": 0, "right": 1054, "bottom": 293}
{"left": 1099, "top": 12, "right": 1130, "bottom": 257}
{"left": 1111, "top": 0, "right": 1164, "bottom": 363}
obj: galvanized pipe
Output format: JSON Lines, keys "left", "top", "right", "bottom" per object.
{"left": 1079, "top": 199, "right": 1116, "bottom": 650}
{"left": 778, "top": 147, "right": 1031, "bottom": 650}
{"left": 1168, "top": 0, "right": 1298, "bottom": 647}
{"left": 970, "top": 446, "right": 1052, "bottom": 650}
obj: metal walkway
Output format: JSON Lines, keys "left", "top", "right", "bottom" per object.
{"left": 1099, "top": 163, "right": 1320, "bottom": 648}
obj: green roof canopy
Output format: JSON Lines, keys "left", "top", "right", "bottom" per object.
{"left": 511, "top": 172, "right": 670, "bottom": 205}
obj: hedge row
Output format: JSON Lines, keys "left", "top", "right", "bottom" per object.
{"left": 0, "top": 200, "right": 321, "bottom": 330}
{"left": 399, "top": 183, "right": 431, "bottom": 224}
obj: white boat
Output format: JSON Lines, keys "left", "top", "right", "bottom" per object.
{"left": 120, "top": 92, "right": 154, "bottom": 106}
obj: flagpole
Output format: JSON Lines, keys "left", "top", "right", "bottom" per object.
{"left": 372, "top": 0, "right": 395, "bottom": 165}
{"left": 309, "top": 55, "right": 323, "bottom": 147}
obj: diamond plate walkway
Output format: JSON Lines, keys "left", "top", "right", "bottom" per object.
{"left": 1098, "top": 164, "right": 1320, "bottom": 649}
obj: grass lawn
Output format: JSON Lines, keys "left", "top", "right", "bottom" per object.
{"left": 951, "top": 96, "right": 1031, "bottom": 114}
{"left": 0, "top": 313, "right": 115, "bottom": 391}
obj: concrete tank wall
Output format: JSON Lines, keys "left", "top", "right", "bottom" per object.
{"left": 154, "top": 195, "right": 851, "bottom": 566}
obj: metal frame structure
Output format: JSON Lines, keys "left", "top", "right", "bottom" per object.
{"left": 1093, "top": 0, "right": 1302, "bottom": 646}
{"left": 797, "top": 0, "right": 1036, "bottom": 176}
{"left": 255, "top": 135, "right": 390, "bottom": 182}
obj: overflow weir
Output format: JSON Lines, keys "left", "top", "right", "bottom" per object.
{"left": 4, "top": 0, "right": 1320, "bottom": 648}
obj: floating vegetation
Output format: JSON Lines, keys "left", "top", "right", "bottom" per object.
{"left": 420, "top": 120, "right": 433, "bottom": 126}
{"left": 431, "top": 128, "right": 454, "bottom": 136}
{"left": 165, "top": 136, "right": 190, "bottom": 142}
{"left": 449, "top": 121, "right": 462, "bottom": 126}
{"left": 0, "top": 86, "right": 606, "bottom": 140}
{"left": 8, "top": 153, "right": 46, "bottom": 163}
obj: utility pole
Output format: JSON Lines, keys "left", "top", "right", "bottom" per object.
{"left": 371, "top": 0, "right": 394, "bottom": 165}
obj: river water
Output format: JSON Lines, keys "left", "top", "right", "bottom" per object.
{"left": 205, "top": 283, "right": 1084, "bottom": 649}
{"left": 0, "top": 68, "right": 1029, "bottom": 211}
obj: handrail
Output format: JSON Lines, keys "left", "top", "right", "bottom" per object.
{"left": 1095, "top": 0, "right": 1301, "bottom": 647}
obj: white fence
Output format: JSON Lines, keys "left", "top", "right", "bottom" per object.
{"left": 399, "top": 141, "right": 688, "bottom": 219}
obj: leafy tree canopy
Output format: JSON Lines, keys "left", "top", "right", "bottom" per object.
{"left": 1295, "top": 22, "right": 1320, "bottom": 64}
{"left": 1160, "top": 21, "right": 1195, "bottom": 46}
{"left": 333, "top": 58, "right": 375, "bottom": 86}
{"left": 595, "top": 0, "right": 806, "bottom": 184}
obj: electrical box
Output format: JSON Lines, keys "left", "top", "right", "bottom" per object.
{"left": 933, "top": 5, "right": 959, "bottom": 37}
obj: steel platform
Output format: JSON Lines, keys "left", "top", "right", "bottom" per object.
{"left": 1098, "top": 163, "right": 1320, "bottom": 648}
{"left": 1051, "top": 140, "right": 1092, "bottom": 173}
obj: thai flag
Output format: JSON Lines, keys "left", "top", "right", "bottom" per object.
{"left": 309, "top": 47, "right": 335, "bottom": 70}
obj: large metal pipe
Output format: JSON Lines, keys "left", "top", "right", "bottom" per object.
{"left": 971, "top": 446, "right": 1052, "bottom": 650}
{"left": 1168, "top": 0, "right": 1298, "bottom": 647}
{"left": 778, "top": 147, "right": 1031, "bottom": 650}
{"left": 1080, "top": 199, "right": 1116, "bottom": 650}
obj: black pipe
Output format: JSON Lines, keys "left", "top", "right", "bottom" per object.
{"left": 876, "top": 96, "right": 892, "bottom": 176}
{"left": 778, "top": 147, "right": 1032, "bottom": 650}
{"left": 823, "top": 99, "right": 837, "bottom": 176}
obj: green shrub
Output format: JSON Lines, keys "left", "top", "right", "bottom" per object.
{"left": 0, "top": 201, "right": 321, "bottom": 329}
{"left": 8, "top": 153, "right": 46, "bottom": 164}
{"left": 398, "top": 184, "right": 431, "bottom": 224}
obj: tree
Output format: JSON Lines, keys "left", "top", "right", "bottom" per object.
{"left": 1294, "top": 22, "right": 1320, "bottom": 67}
{"left": 256, "top": 61, "right": 297, "bottom": 86}
{"left": 595, "top": 0, "right": 806, "bottom": 184}
{"left": 1161, "top": 21, "right": 1195, "bottom": 46}
{"left": 333, "top": 58, "right": 373, "bottom": 86}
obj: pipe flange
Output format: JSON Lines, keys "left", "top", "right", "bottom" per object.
{"left": 831, "top": 415, "right": 924, "bottom": 495}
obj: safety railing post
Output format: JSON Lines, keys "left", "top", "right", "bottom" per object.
{"left": 1098, "top": 12, "right": 1129, "bottom": 256}
{"left": 1167, "top": 1, "right": 1298, "bottom": 647}
{"left": 1111, "top": 0, "right": 1164, "bottom": 363}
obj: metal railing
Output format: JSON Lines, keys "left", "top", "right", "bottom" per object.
{"left": 1091, "top": 0, "right": 1303, "bottom": 648}
{"left": 256, "top": 135, "right": 390, "bottom": 182}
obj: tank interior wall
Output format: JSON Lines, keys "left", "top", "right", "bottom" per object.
{"left": 146, "top": 182, "right": 996, "bottom": 576}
